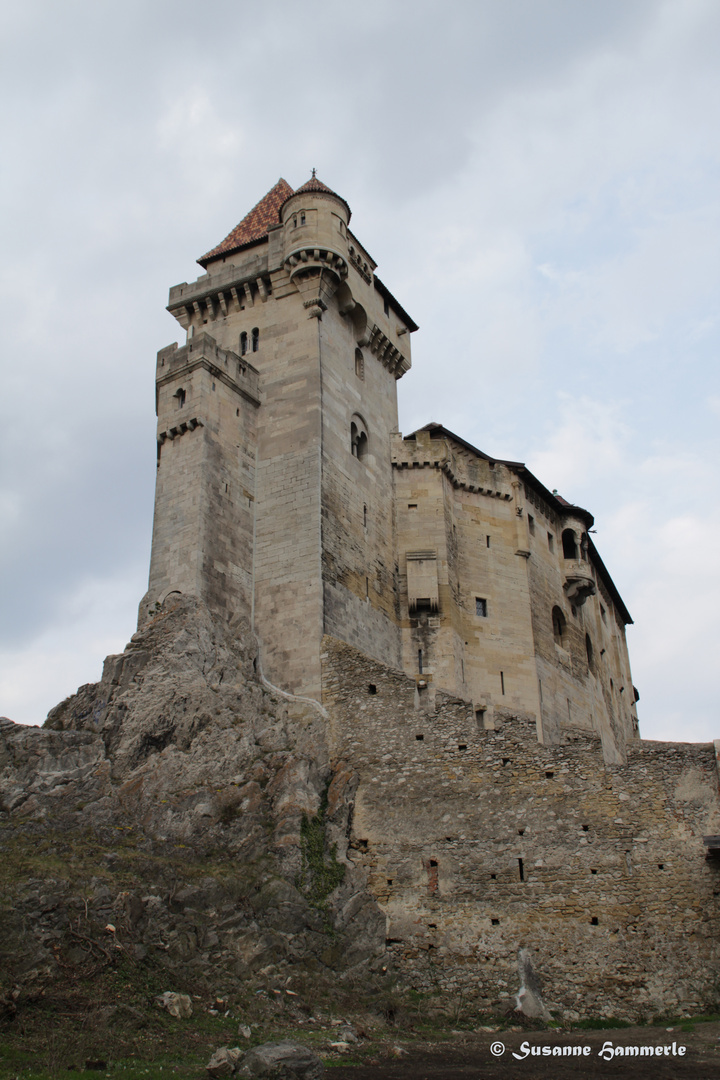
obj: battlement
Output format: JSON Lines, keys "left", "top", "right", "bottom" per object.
{"left": 156, "top": 333, "right": 259, "bottom": 407}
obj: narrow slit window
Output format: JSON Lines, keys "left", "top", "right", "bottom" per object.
{"left": 418, "top": 648, "right": 423, "bottom": 674}
{"left": 251, "top": 327, "right": 259, "bottom": 352}
{"left": 240, "top": 331, "right": 248, "bottom": 355}
{"left": 518, "top": 858, "right": 524, "bottom": 882}
{"left": 500, "top": 671, "right": 505, "bottom": 695}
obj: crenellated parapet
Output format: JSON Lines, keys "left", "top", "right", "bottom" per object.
{"left": 156, "top": 332, "right": 259, "bottom": 407}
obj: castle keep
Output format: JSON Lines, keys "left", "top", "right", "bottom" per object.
{"left": 141, "top": 175, "right": 638, "bottom": 764}
{"left": 3, "top": 175, "right": 717, "bottom": 1024}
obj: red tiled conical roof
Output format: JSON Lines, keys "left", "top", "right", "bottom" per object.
{"left": 198, "top": 178, "right": 293, "bottom": 268}
{"left": 281, "top": 173, "right": 351, "bottom": 221}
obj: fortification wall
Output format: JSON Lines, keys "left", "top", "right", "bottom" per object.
{"left": 322, "top": 636, "right": 720, "bottom": 1020}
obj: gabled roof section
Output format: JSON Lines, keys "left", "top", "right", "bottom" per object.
{"left": 198, "top": 178, "right": 294, "bottom": 268}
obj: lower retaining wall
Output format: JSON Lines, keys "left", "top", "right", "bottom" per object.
{"left": 321, "top": 636, "right": 720, "bottom": 1020}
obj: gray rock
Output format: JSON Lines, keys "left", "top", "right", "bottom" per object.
{"left": 156, "top": 991, "right": 193, "bottom": 1018}
{"left": 207, "top": 1046, "right": 243, "bottom": 1077}
{"left": 237, "top": 1040, "right": 324, "bottom": 1079}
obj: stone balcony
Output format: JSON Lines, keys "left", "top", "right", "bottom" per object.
{"left": 562, "top": 560, "right": 596, "bottom": 607}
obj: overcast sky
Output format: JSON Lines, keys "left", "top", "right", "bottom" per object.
{"left": 1, "top": 0, "right": 718, "bottom": 742}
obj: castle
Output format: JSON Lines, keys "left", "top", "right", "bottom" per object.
{"left": 3, "top": 175, "right": 716, "bottom": 1023}
{"left": 141, "top": 174, "right": 638, "bottom": 765}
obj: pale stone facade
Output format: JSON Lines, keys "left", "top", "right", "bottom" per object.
{"left": 140, "top": 175, "right": 637, "bottom": 757}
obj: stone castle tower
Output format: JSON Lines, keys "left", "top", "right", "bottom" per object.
{"left": 140, "top": 175, "right": 638, "bottom": 762}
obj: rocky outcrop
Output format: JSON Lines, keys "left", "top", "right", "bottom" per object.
{"left": 0, "top": 596, "right": 385, "bottom": 1005}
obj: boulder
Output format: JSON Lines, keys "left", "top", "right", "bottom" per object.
{"left": 155, "top": 991, "right": 193, "bottom": 1019}
{"left": 206, "top": 1046, "right": 242, "bottom": 1077}
{"left": 237, "top": 1040, "right": 324, "bottom": 1078}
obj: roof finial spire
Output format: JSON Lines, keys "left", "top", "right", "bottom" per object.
{"left": 311, "top": 167, "right": 316, "bottom": 178}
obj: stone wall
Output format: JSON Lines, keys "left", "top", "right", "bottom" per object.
{"left": 322, "top": 635, "right": 720, "bottom": 1020}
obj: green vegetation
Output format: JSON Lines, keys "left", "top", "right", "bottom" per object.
{"left": 296, "top": 788, "right": 345, "bottom": 920}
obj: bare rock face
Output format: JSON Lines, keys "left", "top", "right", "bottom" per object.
{"left": 236, "top": 1040, "right": 324, "bottom": 1078}
{"left": 0, "top": 597, "right": 385, "bottom": 1003}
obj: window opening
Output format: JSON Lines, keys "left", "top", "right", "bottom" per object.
{"left": 547, "top": 532, "right": 555, "bottom": 552}
{"left": 240, "top": 331, "right": 248, "bottom": 355}
{"left": 486, "top": 535, "right": 491, "bottom": 548}
{"left": 586, "top": 634, "right": 594, "bottom": 667}
{"left": 355, "top": 348, "right": 364, "bottom": 379}
{"left": 212, "top": 382, "right": 216, "bottom": 391}
{"left": 408, "top": 503, "right": 417, "bottom": 509}
{"left": 490, "top": 873, "right": 497, "bottom": 880}
{"left": 300, "top": 211, "right": 306, "bottom": 225}
{"left": 418, "top": 649, "right": 423, "bottom": 674}
{"left": 500, "top": 671, "right": 505, "bottom": 695}
{"left": 600, "top": 604, "right": 607, "bottom": 624}
{"left": 251, "top": 327, "right": 259, "bottom": 352}
{"left": 475, "top": 708, "right": 486, "bottom": 728}
{"left": 491, "top": 918, "right": 499, "bottom": 925}
{"left": 590, "top": 917, "right": 599, "bottom": 926}
{"left": 562, "top": 529, "right": 578, "bottom": 559}
{"left": 236, "top": 408, "right": 240, "bottom": 416}
{"left": 384, "top": 297, "right": 390, "bottom": 316}
{"left": 518, "top": 828, "right": 525, "bottom": 836}
{"left": 545, "top": 771, "right": 554, "bottom": 779}
{"left": 363, "top": 504, "right": 367, "bottom": 528}
{"left": 552, "top": 606, "right": 566, "bottom": 646}
{"left": 365, "top": 576, "right": 369, "bottom": 599}
{"left": 416, "top": 734, "right": 424, "bottom": 741}
{"left": 174, "top": 387, "right": 186, "bottom": 408}
{"left": 293, "top": 215, "right": 297, "bottom": 228}
{"left": 367, "top": 684, "right": 377, "bottom": 695}
{"left": 528, "top": 514, "right": 535, "bottom": 535}
{"left": 518, "top": 858, "right": 524, "bottom": 882}
{"left": 475, "top": 597, "right": 488, "bottom": 617}
{"left": 350, "top": 417, "right": 368, "bottom": 459}
{"left": 458, "top": 744, "right": 467, "bottom": 752}
{"left": 591, "top": 869, "right": 597, "bottom": 875}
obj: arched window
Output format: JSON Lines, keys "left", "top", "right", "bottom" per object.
{"left": 300, "top": 212, "right": 306, "bottom": 225}
{"left": 174, "top": 387, "right": 186, "bottom": 408}
{"left": 251, "top": 327, "right": 259, "bottom": 353}
{"left": 552, "top": 605, "right": 566, "bottom": 647}
{"left": 240, "top": 331, "right": 248, "bottom": 356}
{"left": 355, "top": 348, "right": 364, "bottom": 380}
{"left": 350, "top": 415, "right": 368, "bottom": 460}
{"left": 562, "top": 529, "right": 578, "bottom": 559}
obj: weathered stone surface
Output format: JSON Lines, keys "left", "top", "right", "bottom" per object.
{"left": 207, "top": 1046, "right": 243, "bottom": 1077}
{"left": 237, "top": 1040, "right": 324, "bottom": 1079}
{"left": 156, "top": 991, "right": 193, "bottom": 1019}
{"left": 0, "top": 597, "right": 385, "bottom": 998}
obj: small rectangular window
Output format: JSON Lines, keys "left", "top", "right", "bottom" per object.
{"left": 528, "top": 514, "right": 535, "bottom": 534}
{"left": 547, "top": 532, "right": 554, "bottom": 552}
{"left": 475, "top": 597, "right": 487, "bottom": 617}
{"left": 384, "top": 298, "right": 390, "bottom": 316}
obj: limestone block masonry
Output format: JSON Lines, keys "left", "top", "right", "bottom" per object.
{"left": 133, "top": 175, "right": 720, "bottom": 1015}
{"left": 139, "top": 174, "right": 639, "bottom": 755}
{"left": 322, "top": 637, "right": 720, "bottom": 1020}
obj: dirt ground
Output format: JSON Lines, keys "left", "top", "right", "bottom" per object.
{"left": 329, "top": 1021, "right": 720, "bottom": 1079}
